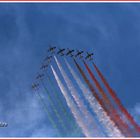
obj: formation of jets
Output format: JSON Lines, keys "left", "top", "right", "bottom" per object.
{"left": 47, "top": 46, "right": 94, "bottom": 60}
{"left": 32, "top": 45, "right": 94, "bottom": 90}
{"left": 32, "top": 74, "right": 44, "bottom": 90}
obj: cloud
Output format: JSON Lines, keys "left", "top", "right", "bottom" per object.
{"left": 0, "top": 90, "right": 58, "bottom": 137}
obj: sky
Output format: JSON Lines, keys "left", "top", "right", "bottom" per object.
{"left": 0, "top": 3, "right": 140, "bottom": 137}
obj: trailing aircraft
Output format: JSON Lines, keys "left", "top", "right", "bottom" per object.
{"left": 44, "top": 56, "right": 52, "bottom": 62}
{"left": 36, "top": 74, "right": 45, "bottom": 79}
{"left": 32, "top": 83, "right": 39, "bottom": 89}
{"left": 40, "top": 64, "right": 48, "bottom": 70}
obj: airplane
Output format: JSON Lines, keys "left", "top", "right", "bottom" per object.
{"left": 66, "top": 49, "right": 74, "bottom": 57}
{"left": 75, "top": 50, "right": 84, "bottom": 58}
{"left": 44, "top": 56, "right": 52, "bottom": 61}
{"left": 40, "top": 64, "right": 48, "bottom": 70}
{"left": 32, "top": 83, "right": 39, "bottom": 89}
{"left": 36, "top": 73, "right": 44, "bottom": 79}
{"left": 57, "top": 48, "right": 65, "bottom": 56}
{"left": 47, "top": 46, "right": 56, "bottom": 53}
{"left": 85, "top": 52, "right": 94, "bottom": 60}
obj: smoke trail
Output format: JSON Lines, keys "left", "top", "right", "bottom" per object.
{"left": 84, "top": 61, "right": 131, "bottom": 136}
{"left": 54, "top": 56, "right": 104, "bottom": 137}
{"left": 93, "top": 62, "right": 140, "bottom": 135}
{"left": 45, "top": 72, "right": 70, "bottom": 118}
{"left": 45, "top": 71, "right": 76, "bottom": 133}
{"left": 51, "top": 65, "right": 89, "bottom": 137}
{"left": 40, "top": 80, "right": 67, "bottom": 132}
{"left": 65, "top": 58, "right": 124, "bottom": 137}
{"left": 33, "top": 89, "right": 60, "bottom": 136}
{"left": 73, "top": 59, "right": 126, "bottom": 137}
{"left": 84, "top": 61, "right": 109, "bottom": 104}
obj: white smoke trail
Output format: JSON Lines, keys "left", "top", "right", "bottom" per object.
{"left": 65, "top": 58, "right": 124, "bottom": 137}
{"left": 51, "top": 65, "right": 90, "bottom": 137}
{"left": 54, "top": 56, "right": 103, "bottom": 137}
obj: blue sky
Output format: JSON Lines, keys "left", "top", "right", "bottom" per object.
{"left": 0, "top": 3, "right": 140, "bottom": 137}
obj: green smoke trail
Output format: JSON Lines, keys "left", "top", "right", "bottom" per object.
{"left": 45, "top": 72, "right": 69, "bottom": 117}
{"left": 40, "top": 80, "right": 67, "bottom": 134}
{"left": 45, "top": 71, "right": 79, "bottom": 133}
{"left": 34, "top": 90, "right": 60, "bottom": 137}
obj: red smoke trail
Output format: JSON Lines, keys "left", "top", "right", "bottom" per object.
{"left": 83, "top": 61, "right": 132, "bottom": 136}
{"left": 84, "top": 61, "right": 110, "bottom": 105}
{"left": 73, "top": 59, "right": 130, "bottom": 137}
{"left": 92, "top": 62, "right": 140, "bottom": 135}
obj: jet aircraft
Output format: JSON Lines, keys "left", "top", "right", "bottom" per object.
{"left": 44, "top": 56, "right": 52, "bottom": 61}
{"left": 47, "top": 46, "right": 56, "bottom": 53}
{"left": 40, "top": 64, "right": 48, "bottom": 70}
{"left": 57, "top": 48, "right": 65, "bottom": 56}
{"left": 66, "top": 49, "right": 74, "bottom": 57}
{"left": 36, "top": 74, "right": 44, "bottom": 79}
{"left": 75, "top": 50, "right": 84, "bottom": 58}
{"left": 85, "top": 52, "right": 94, "bottom": 60}
{"left": 32, "top": 83, "right": 39, "bottom": 89}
